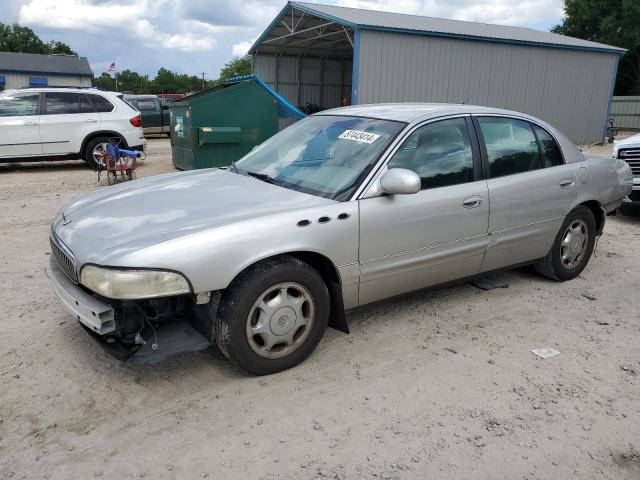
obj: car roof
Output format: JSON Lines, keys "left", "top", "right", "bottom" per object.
{"left": 316, "top": 103, "right": 536, "bottom": 123}
{"left": 123, "top": 94, "right": 159, "bottom": 99}
{"left": 2, "top": 87, "right": 117, "bottom": 96}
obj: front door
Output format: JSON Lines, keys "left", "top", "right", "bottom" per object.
{"left": 473, "top": 116, "right": 577, "bottom": 271}
{"left": 358, "top": 117, "right": 490, "bottom": 305}
{"left": 0, "top": 92, "right": 42, "bottom": 157}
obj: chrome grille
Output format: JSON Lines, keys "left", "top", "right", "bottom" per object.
{"left": 618, "top": 148, "right": 640, "bottom": 176}
{"left": 50, "top": 236, "right": 78, "bottom": 283}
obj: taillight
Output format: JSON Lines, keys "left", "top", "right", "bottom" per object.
{"left": 130, "top": 115, "right": 142, "bottom": 128}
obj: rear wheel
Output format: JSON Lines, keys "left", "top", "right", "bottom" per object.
{"left": 534, "top": 206, "right": 597, "bottom": 281}
{"left": 214, "top": 256, "right": 330, "bottom": 375}
{"left": 84, "top": 136, "right": 122, "bottom": 169}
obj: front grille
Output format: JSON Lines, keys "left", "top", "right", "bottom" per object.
{"left": 618, "top": 148, "right": 640, "bottom": 176}
{"left": 50, "top": 236, "right": 78, "bottom": 283}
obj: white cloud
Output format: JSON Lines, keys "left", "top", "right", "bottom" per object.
{"left": 19, "top": 0, "right": 215, "bottom": 52}
{"left": 231, "top": 40, "right": 253, "bottom": 56}
{"left": 134, "top": 19, "right": 215, "bottom": 52}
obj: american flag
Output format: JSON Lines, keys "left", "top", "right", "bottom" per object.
{"left": 105, "top": 62, "right": 116, "bottom": 73}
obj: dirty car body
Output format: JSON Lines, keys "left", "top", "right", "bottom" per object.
{"left": 48, "top": 104, "right": 633, "bottom": 374}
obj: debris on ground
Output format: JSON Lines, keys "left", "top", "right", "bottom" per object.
{"left": 530, "top": 347, "right": 561, "bottom": 359}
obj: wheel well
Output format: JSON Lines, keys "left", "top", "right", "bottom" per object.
{"left": 285, "top": 252, "right": 349, "bottom": 334}
{"left": 80, "top": 131, "right": 127, "bottom": 156}
{"left": 579, "top": 200, "right": 605, "bottom": 235}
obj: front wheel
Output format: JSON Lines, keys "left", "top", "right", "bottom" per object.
{"left": 214, "top": 256, "right": 330, "bottom": 375}
{"left": 534, "top": 206, "right": 597, "bottom": 281}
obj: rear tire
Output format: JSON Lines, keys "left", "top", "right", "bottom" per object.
{"left": 534, "top": 206, "right": 597, "bottom": 281}
{"left": 84, "top": 136, "right": 121, "bottom": 169}
{"left": 214, "top": 256, "right": 330, "bottom": 375}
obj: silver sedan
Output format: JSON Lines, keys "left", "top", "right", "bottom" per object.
{"left": 48, "top": 104, "right": 634, "bottom": 374}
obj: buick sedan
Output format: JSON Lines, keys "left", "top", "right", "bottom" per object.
{"left": 48, "top": 104, "right": 633, "bottom": 374}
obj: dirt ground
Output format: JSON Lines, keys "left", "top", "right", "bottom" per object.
{"left": 1, "top": 137, "right": 639, "bottom": 480}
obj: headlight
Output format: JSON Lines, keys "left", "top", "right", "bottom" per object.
{"left": 80, "top": 265, "right": 191, "bottom": 300}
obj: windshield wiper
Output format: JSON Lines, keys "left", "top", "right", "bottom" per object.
{"left": 245, "top": 170, "right": 282, "bottom": 185}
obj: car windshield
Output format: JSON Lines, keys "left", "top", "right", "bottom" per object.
{"left": 232, "top": 115, "right": 405, "bottom": 200}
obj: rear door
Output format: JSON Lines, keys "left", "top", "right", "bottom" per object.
{"left": 40, "top": 92, "right": 98, "bottom": 155}
{"left": 474, "top": 116, "right": 577, "bottom": 271}
{"left": 358, "top": 116, "right": 490, "bottom": 305}
{"left": 0, "top": 92, "right": 42, "bottom": 157}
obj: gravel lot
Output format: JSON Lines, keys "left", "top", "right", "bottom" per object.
{"left": 1, "top": 137, "right": 639, "bottom": 479}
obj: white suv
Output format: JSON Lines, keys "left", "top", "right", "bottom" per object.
{"left": 0, "top": 87, "right": 145, "bottom": 168}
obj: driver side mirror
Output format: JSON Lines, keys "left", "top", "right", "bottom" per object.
{"left": 380, "top": 168, "right": 421, "bottom": 195}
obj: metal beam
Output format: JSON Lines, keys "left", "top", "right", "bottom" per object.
{"left": 262, "top": 22, "right": 335, "bottom": 45}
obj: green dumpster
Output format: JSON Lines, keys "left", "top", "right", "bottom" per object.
{"left": 169, "top": 75, "right": 305, "bottom": 170}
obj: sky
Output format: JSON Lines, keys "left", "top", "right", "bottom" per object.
{"left": 1, "top": 0, "right": 566, "bottom": 80}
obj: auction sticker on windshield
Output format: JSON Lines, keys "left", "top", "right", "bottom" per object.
{"left": 338, "top": 130, "right": 380, "bottom": 144}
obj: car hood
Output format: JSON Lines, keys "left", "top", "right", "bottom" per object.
{"left": 613, "top": 132, "right": 640, "bottom": 152}
{"left": 52, "top": 168, "right": 334, "bottom": 264}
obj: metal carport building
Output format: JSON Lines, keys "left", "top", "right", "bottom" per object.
{"left": 249, "top": 1, "right": 624, "bottom": 144}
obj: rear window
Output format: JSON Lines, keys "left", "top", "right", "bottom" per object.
{"left": 136, "top": 99, "right": 158, "bottom": 111}
{"left": 87, "top": 94, "right": 115, "bottom": 112}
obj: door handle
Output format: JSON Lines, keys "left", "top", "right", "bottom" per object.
{"left": 23, "top": 121, "right": 38, "bottom": 126}
{"left": 559, "top": 178, "right": 575, "bottom": 188}
{"left": 462, "top": 196, "right": 483, "bottom": 208}
{"left": 84, "top": 119, "right": 98, "bottom": 123}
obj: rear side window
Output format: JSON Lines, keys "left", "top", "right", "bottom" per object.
{"left": 44, "top": 92, "right": 95, "bottom": 114}
{"left": 136, "top": 99, "right": 158, "bottom": 111}
{"left": 532, "top": 125, "right": 563, "bottom": 167}
{"left": 477, "top": 117, "right": 541, "bottom": 178}
{"left": 0, "top": 93, "right": 39, "bottom": 117}
{"left": 87, "top": 94, "right": 115, "bottom": 112}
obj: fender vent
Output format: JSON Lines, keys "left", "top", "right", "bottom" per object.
{"left": 318, "top": 216, "right": 331, "bottom": 224}
{"left": 337, "top": 213, "right": 350, "bottom": 220}
{"left": 297, "top": 219, "right": 311, "bottom": 227}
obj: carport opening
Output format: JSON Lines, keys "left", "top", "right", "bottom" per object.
{"left": 251, "top": 5, "right": 355, "bottom": 114}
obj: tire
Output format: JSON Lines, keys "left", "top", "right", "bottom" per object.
{"left": 214, "top": 256, "right": 330, "bottom": 375}
{"left": 534, "top": 206, "right": 597, "bottom": 281}
{"left": 84, "top": 136, "right": 119, "bottom": 169}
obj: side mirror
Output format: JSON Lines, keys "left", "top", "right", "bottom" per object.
{"left": 380, "top": 168, "right": 421, "bottom": 195}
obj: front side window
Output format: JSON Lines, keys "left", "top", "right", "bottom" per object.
{"left": 532, "top": 125, "right": 563, "bottom": 167}
{"left": 233, "top": 115, "right": 404, "bottom": 200}
{"left": 387, "top": 117, "right": 474, "bottom": 190}
{"left": 477, "top": 117, "right": 541, "bottom": 178}
{"left": 87, "top": 94, "right": 115, "bottom": 112}
{"left": 44, "top": 92, "right": 95, "bottom": 114}
{"left": 0, "top": 93, "right": 39, "bottom": 117}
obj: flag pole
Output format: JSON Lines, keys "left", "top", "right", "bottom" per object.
{"left": 115, "top": 69, "right": 118, "bottom": 91}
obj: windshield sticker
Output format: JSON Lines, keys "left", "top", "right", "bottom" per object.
{"left": 338, "top": 130, "right": 380, "bottom": 144}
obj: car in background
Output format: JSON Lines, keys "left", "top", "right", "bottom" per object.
{"left": 612, "top": 133, "right": 640, "bottom": 213}
{"left": 0, "top": 87, "right": 145, "bottom": 168}
{"left": 48, "top": 103, "right": 633, "bottom": 374}
{"left": 123, "top": 94, "right": 170, "bottom": 136}
{"left": 157, "top": 93, "right": 185, "bottom": 106}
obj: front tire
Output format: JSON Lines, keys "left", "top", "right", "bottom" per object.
{"left": 84, "top": 136, "right": 121, "bottom": 169}
{"left": 534, "top": 206, "right": 597, "bottom": 281}
{"left": 214, "top": 256, "right": 330, "bottom": 375}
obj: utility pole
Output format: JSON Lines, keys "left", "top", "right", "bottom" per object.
{"left": 201, "top": 72, "right": 206, "bottom": 91}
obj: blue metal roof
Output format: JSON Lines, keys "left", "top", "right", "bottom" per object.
{"left": 250, "top": 1, "right": 625, "bottom": 55}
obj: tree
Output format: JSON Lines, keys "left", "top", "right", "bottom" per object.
{"left": 0, "top": 22, "right": 76, "bottom": 55}
{"left": 218, "top": 55, "right": 251, "bottom": 82}
{"left": 552, "top": 0, "right": 640, "bottom": 95}
{"left": 94, "top": 73, "right": 115, "bottom": 91}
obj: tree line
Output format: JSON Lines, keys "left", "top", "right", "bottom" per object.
{"left": 94, "top": 57, "right": 251, "bottom": 94}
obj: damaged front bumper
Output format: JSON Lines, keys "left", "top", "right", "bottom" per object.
{"left": 47, "top": 257, "right": 215, "bottom": 364}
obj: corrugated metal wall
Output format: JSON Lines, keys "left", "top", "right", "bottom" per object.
{"left": 610, "top": 96, "right": 640, "bottom": 130}
{"left": 1, "top": 73, "right": 92, "bottom": 89}
{"left": 253, "top": 55, "right": 352, "bottom": 109}
{"left": 357, "top": 30, "right": 618, "bottom": 144}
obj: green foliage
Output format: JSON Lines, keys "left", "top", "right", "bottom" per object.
{"left": 552, "top": 0, "right": 640, "bottom": 94}
{"left": 0, "top": 22, "right": 76, "bottom": 55}
{"left": 218, "top": 55, "right": 251, "bottom": 82}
